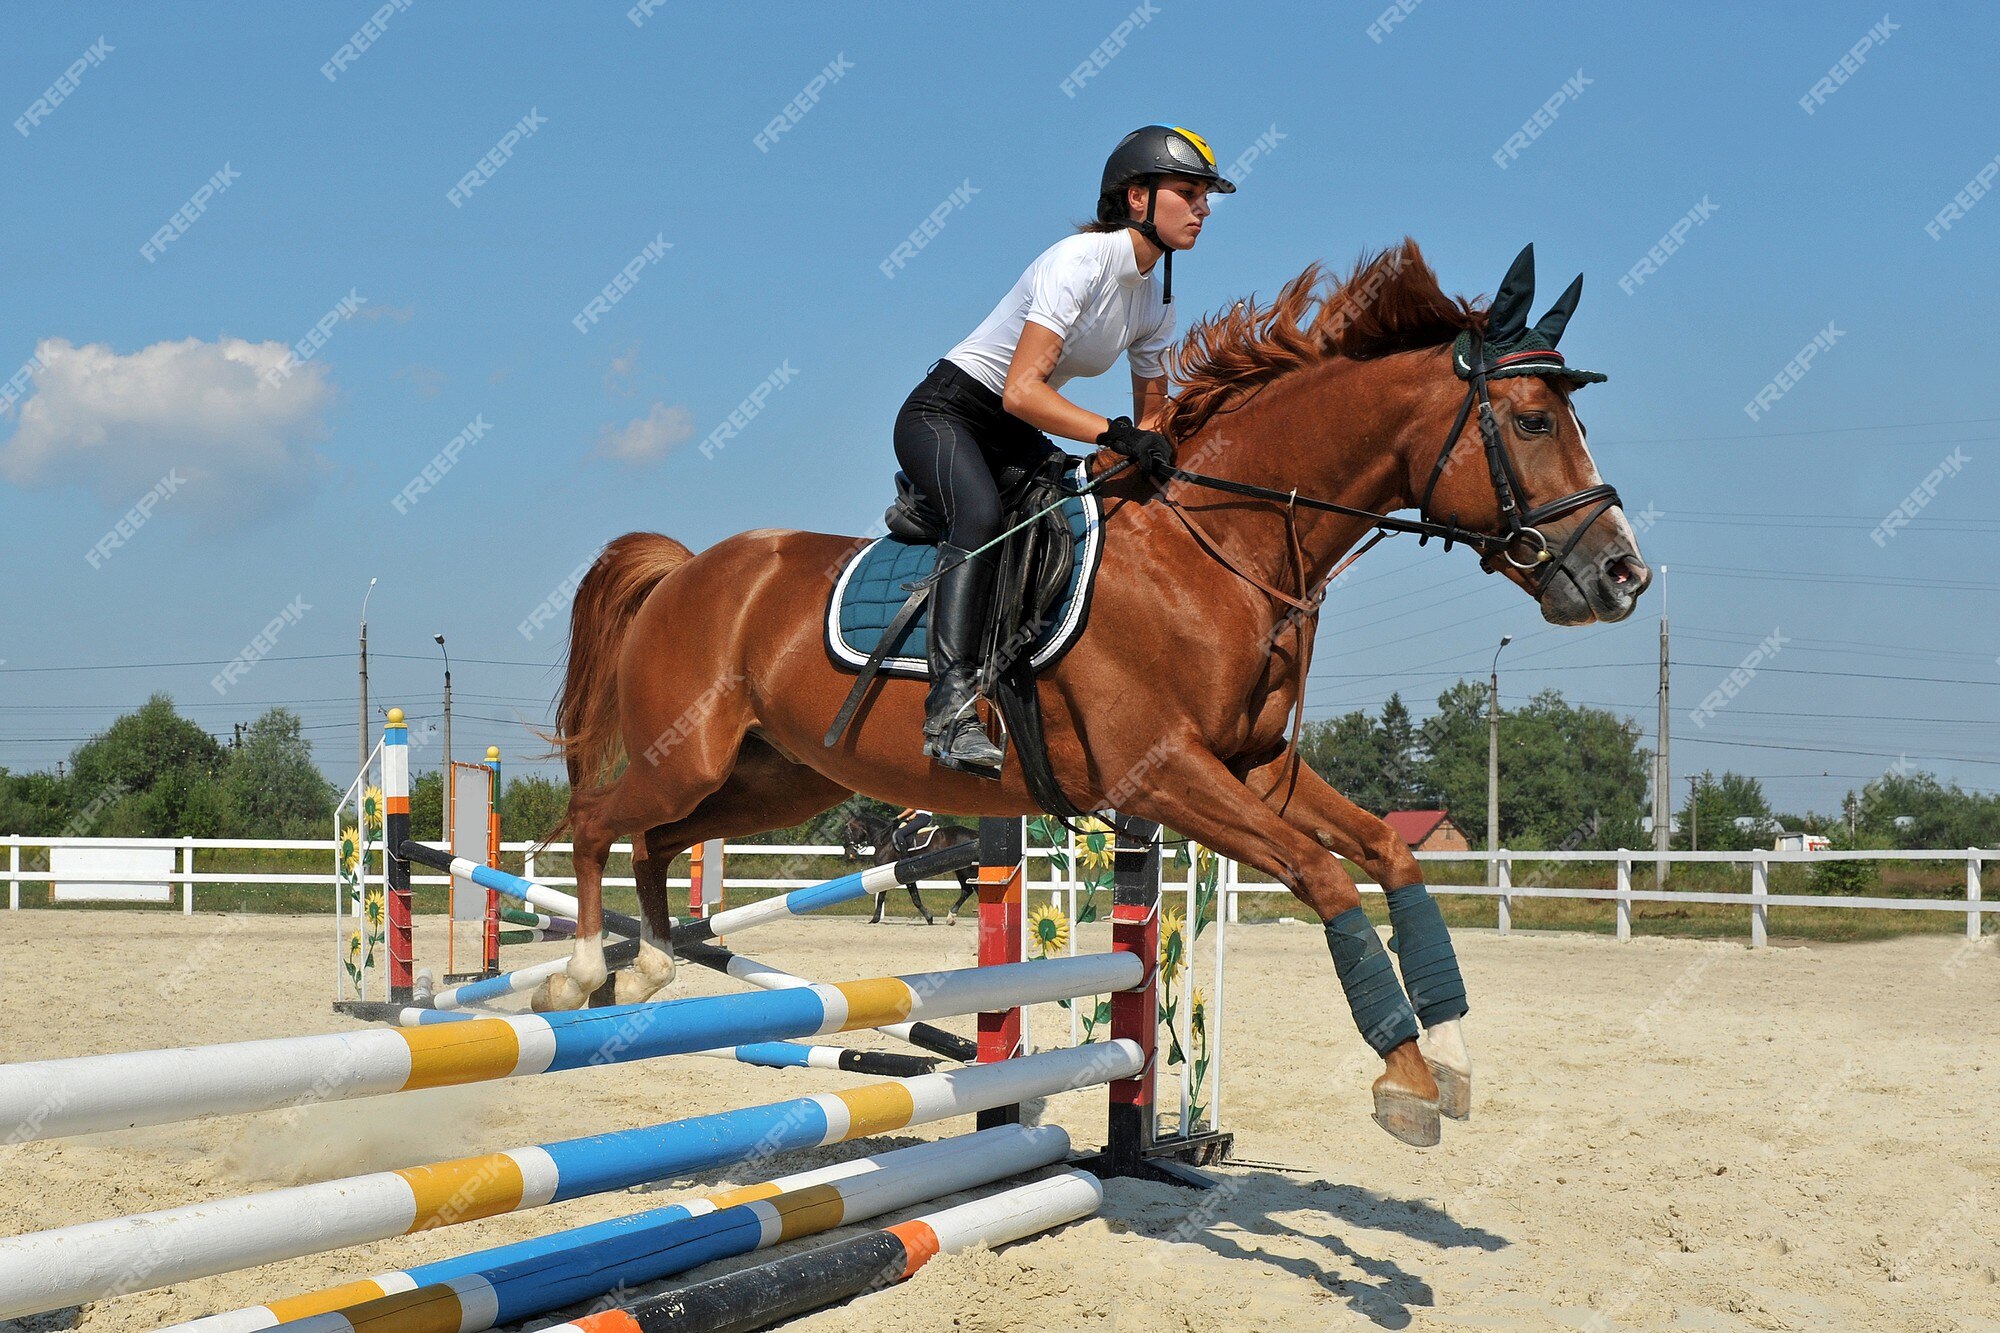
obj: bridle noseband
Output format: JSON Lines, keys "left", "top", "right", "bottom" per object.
{"left": 1155, "top": 330, "right": 1624, "bottom": 597}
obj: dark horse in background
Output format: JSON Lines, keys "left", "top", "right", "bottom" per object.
{"left": 540, "top": 241, "right": 1650, "bottom": 1147}
{"left": 838, "top": 809, "right": 979, "bottom": 925}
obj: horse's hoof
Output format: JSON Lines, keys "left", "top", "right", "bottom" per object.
{"left": 945, "top": 914, "right": 958, "bottom": 927}
{"left": 1420, "top": 1018, "right": 1472, "bottom": 1120}
{"left": 613, "top": 968, "right": 667, "bottom": 1006}
{"left": 531, "top": 974, "right": 589, "bottom": 1013}
{"left": 1372, "top": 1087, "right": 1442, "bottom": 1147}
{"left": 1425, "top": 1058, "right": 1471, "bottom": 1121}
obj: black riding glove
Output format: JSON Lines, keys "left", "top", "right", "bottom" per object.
{"left": 1097, "top": 416, "right": 1174, "bottom": 479}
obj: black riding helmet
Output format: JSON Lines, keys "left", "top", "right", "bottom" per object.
{"left": 1097, "top": 125, "right": 1236, "bottom": 303}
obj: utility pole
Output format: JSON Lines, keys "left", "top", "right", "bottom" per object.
{"left": 1655, "top": 565, "right": 1670, "bottom": 889}
{"left": 1687, "top": 774, "right": 1702, "bottom": 853}
{"left": 1488, "top": 634, "right": 1513, "bottom": 889}
{"left": 434, "top": 633, "right": 452, "bottom": 837}
{"left": 359, "top": 577, "right": 377, "bottom": 775}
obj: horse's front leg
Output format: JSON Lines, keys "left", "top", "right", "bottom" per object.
{"left": 1117, "top": 741, "right": 1442, "bottom": 1147}
{"left": 1244, "top": 748, "right": 1473, "bottom": 1120}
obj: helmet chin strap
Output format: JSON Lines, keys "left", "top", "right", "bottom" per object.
{"left": 1128, "top": 180, "right": 1172, "bottom": 303}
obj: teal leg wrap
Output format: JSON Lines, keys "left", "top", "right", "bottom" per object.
{"left": 1324, "top": 907, "right": 1420, "bottom": 1055}
{"left": 1385, "top": 884, "right": 1469, "bottom": 1027}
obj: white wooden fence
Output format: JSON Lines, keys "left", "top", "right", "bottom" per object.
{"left": 0, "top": 835, "right": 1989, "bottom": 947}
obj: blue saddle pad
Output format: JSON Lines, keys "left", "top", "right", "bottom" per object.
{"left": 825, "top": 462, "right": 1105, "bottom": 678}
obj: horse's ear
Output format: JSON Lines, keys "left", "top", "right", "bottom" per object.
{"left": 1533, "top": 273, "right": 1584, "bottom": 346}
{"left": 1487, "top": 244, "right": 1536, "bottom": 342}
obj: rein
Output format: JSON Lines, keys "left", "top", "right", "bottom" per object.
{"left": 1146, "top": 330, "right": 1626, "bottom": 809}
{"left": 1160, "top": 331, "right": 1622, "bottom": 590}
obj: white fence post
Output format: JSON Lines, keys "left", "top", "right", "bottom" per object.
{"left": 181, "top": 838, "right": 195, "bottom": 915}
{"left": 1497, "top": 856, "right": 1512, "bottom": 937}
{"left": 1615, "top": 853, "right": 1632, "bottom": 941}
{"left": 1751, "top": 856, "right": 1769, "bottom": 949}
{"left": 1180, "top": 848, "right": 1197, "bottom": 1130}
{"left": 1067, "top": 828, "right": 1080, "bottom": 1049}
{"left": 7, "top": 836, "right": 18, "bottom": 910}
{"left": 1212, "top": 856, "right": 1230, "bottom": 1131}
{"left": 1968, "top": 844, "right": 1984, "bottom": 940}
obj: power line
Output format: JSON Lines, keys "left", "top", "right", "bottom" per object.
{"left": 1675, "top": 660, "right": 1999, "bottom": 688}
{"left": 1674, "top": 734, "right": 2000, "bottom": 768}
{"left": 1673, "top": 563, "right": 2000, "bottom": 593}
{"left": 1595, "top": 417, "right": 2000, "bottom": 446}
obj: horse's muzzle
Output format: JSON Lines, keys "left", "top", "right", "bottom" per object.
{"left": 1540, "top": 545, "right": 1651, "bottom": 625}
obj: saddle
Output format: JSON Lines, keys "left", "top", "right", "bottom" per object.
{"left": 823, "top": 452, "right": 1096, "bottom": 818}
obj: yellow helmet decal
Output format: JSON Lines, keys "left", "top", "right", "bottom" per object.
{"left": 1170, "top": 126, "right": 1216, "bottom": 167}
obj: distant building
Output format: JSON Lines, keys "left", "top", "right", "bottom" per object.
{"left": 1773, "top": 831, "right": 1831, "bottom": 853}
{"left": 1383, "top": 810, "right": 1473, "bottom": 853}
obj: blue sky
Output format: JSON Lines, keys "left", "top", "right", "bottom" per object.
{"left": 2, "top": 2, "right": 1994, "bottom": 819}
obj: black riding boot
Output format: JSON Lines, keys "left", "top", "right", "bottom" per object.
{"left": 923, "top": 542, "right": 1004, "bottom": 777}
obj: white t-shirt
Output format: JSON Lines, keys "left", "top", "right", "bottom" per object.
{"left": 945, "top": 230, "right": 1175, "bottom": 395}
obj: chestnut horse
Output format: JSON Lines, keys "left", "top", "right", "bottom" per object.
{"left": 544, "top": 240, "right": 1651, "bottom": 1145}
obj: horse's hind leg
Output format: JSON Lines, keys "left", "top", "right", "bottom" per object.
{"left": 537, "top": 770, "right": 676, "bottom": 1011}
{"left": 602, "top": 833, "right": 682, "bottom": 1006}
{"left": 947, "top": 871, "right": 976, "bottom": 926}
{"left": 908, "top": 882, "right": 934, "bottom": 925}
{"left": 611, "top": 735, "right": 852, "bottom": 994}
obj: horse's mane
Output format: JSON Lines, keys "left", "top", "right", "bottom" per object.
{"left": 1161, "top": 238, "right": 1486, "bottom": 441}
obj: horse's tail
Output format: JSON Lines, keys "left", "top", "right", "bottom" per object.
{"left": 552, "top": 532, "right": 696, "bottom": 791}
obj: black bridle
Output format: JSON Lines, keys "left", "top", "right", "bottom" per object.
{"left": 1157, "top": 330, "right": 1624, "bottom": 595}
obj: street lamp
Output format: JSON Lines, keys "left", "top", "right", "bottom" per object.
{"left": 434, "top": 633, "right": 452, "bottom": 838}
{"left": 358, "top": 577, "right": 377, "bottom": 774}
{"left": 1487, "top": 634, "right": 1513, "bottom": 889}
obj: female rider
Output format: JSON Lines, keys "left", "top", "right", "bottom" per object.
{"left": 893, "top": 124, "right": 1234, "bottom": 775}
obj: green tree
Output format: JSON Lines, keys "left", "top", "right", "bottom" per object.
{"left": 67, "top": 695, "right": 227, "bottom": 836}
{"left": 1812, "top": 804, "right": 1886, "bottom": 892}
{"left": 0, "top": 769, "right": 73, "bottom": 836}
{"left": 1856, "top": 770, "right": 2000, "bottom": 849}
{"left": 409, "top": 769, "right": 445, "bottom": 842}
{"left": 501, "top": 774, "right": 571, "bottom": 842}
{"left": 1376, "top": 694, "right": 1429, "bottom": 808}
{"left": 1415, "top": 681, "right": 1490, "bottom": 838}
{"left": 1679, "top": 771, "right": 1774, "bottom": 851}
{"left": 1420, "top": 684, "right": 1649, "bottom": 849}
{"left": 1301, "top": 709, "right": 1388, "bottom": 810}
{"left": 1299, "top": 692, "right": 1434, "bottom": 815}
{"left": 221, "top": 709, "right": 337, "bottom": 837}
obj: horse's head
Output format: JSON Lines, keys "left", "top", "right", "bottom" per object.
{"left": 1160, "top": 240, "right": 1651, "bottom": 624}
{"left": 1416, "top": 245, "right": 1651, "bottom": 625}
{"left": 838, "top": 812, "right": 868, "bottom": 859}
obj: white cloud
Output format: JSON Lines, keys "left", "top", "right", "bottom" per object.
{"left": 603, "top": 344, "right": 642, "bottom": 396}
{"left": 393, "top": 363, "right": 447, "bottom": 399}
{"left": 595, "top": 401, "right": 694, "bottom": 466}
{"left": 0, "top": 336, "right": 335, "bottom": 529}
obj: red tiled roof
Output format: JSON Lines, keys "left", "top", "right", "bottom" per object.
{"left": 1383, "top": 810, "right": 1450, "bottom": 845}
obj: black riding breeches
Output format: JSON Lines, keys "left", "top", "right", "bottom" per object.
{"left": 892, "top": 358, "right": 1063, "bottom": 551}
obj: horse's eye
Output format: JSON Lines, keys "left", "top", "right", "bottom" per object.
{"left": 1515, "top": 413, "right": 1552, "bottom": 435}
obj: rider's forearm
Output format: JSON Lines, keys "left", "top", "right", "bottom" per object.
{"left": 1134, "top": 375, "right": 1168, "bottom": 430}
{"left": 1001, "top": 375, "right": 1111, "bottom": 446}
